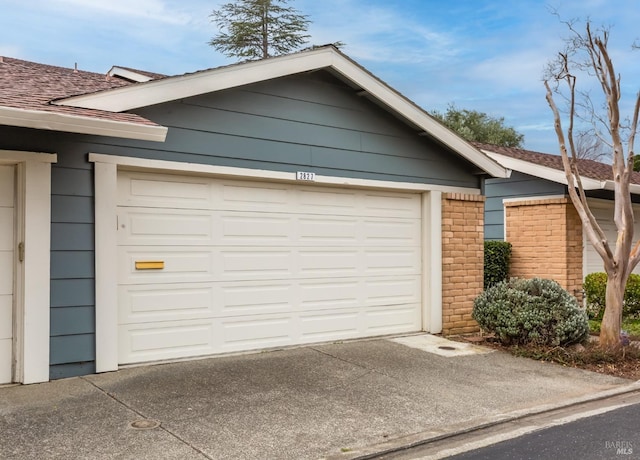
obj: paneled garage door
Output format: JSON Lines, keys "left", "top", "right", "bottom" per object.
{"left": 584, "top": 198, "right": 640, "bottom": 276}
{"left": 0, "top": 165, "right": 15, "bottom": 383}
{"left": 117, "top": 171, "right": 423, "bottom": 364}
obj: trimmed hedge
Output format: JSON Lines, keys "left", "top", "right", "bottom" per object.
{"left": 484, "top": 241, "right": 512, "bottom": 289}
{"left": 473, "top": 278, "right": 589, "bottom": 346}
{"left": 584, "top": 272, "right": 640, "bottom": 319}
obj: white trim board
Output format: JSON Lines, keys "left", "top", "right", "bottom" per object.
{"left": 502, "top": 194, "right": 567, "bottom": 204}
{"left": 0, "top": 106, "right": 167, "bottom": 142}
{"left": 0, "top": 150, "right": 55, "bottom": 384}
{"left": 57, "top": 48, "right": 507, "bottom": 179}
{"left": 88, "top": 153, "right": 482, "bottom": 195}
{"left": 485, "top": 150, "right": 640, "bottom": 195}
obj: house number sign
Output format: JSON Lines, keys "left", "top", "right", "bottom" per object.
{"left": 296, "top": 171, "right": 316, "bottom": 181}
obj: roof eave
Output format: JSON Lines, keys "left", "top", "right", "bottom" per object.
{"left": 55, "top": 48, "right": 336, "bottom": 112}
{"left": 0, "top": 106, "right": 168, "bottom": 142}
{"left": 485, "top": 150, "right": 640, "bottom": 194}
{"left": 603, "top": 180, "right": 640, "bottom": 195}
{"left": 54, "top": 47, "right": 507, "bottom": 178}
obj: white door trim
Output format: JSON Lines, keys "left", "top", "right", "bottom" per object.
{"left": 88, "top": 153, "right": 481, "bottom": 195}
{"left": 0, "top": 150, "right": 56, "bottom": 384}
{"left": 94, "top": 162, "right": 118, "bottom": 372}
{"left": 422, "top": 191, "right": 442, "bottom": 333}
{"left": 91, "top": 155, "right": 468, "bottom": 371}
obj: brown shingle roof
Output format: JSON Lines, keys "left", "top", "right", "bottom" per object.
{"left": 0, "top": 57, "right": 159, "bottom": 126}
{"left": 474, "top": 142, "right": 640, "bottom": 186}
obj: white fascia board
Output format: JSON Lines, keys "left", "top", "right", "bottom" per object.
{"left": 485, "top": 151, "right": 604, "bottom": 190}
{"left": 328, "top": 55, "right": 509, "bottom": 179}
{"left": 56, "top": 48, "right": 335, "bottom": 112}
{"left": 0, "top": 106, "right": 167, "bottom": 142}
{"left": 602, "top": 180, "right": 640, "bottom": 196}
{"left": 107, "top": 66, "right": 154, "bottom": 82}
{"left": 57, "top": 48, "right": 507, "bottom": 178}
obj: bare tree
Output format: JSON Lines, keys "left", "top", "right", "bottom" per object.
{"left": 575, "top": 129, "right": 610, "bottom": 162}
{"left": 545, "top": 21, "right": 640, "bottom": 349}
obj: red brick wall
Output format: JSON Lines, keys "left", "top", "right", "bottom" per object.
{"left": 441, "top": 193, "right": 485, "bottom": 334}
{"left": 505, "top": 197, "right": 583, "bottom": 296}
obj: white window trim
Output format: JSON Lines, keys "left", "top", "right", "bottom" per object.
{"left": 0, "top": 150, "right": 56, "bottom": 384}
{"left": 90, "top": 154, "right": 468, "bottom": 371}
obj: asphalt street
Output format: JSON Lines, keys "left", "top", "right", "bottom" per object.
{"left": 375, "top": 389, "right": 640, "bottom": 460}
{"left": 449, "top": 402, "right": 640, "bottom": 460}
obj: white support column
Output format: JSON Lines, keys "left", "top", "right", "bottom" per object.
{"left": 94, "top": 161, "right": 119, "bottom": 373}
{"left": 21, "top": 160, "right": 53, "bottom": 384}
{"left": 422, "top": 191, "right": 442, "bottom": 333}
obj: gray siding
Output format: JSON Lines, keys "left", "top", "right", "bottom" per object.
{"left": 484, "top": 171, "right": 566, "bottom": 240}
{"left": 0, "top": 70, "right": 484, "bottom": 379}
{"left": 126, "top": 71, "right": 481, "bottom": 188}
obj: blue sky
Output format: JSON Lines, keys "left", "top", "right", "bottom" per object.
{"left": 3, "top": 0, "right": 640, "bottom": 154}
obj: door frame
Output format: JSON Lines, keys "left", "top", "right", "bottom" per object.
{"left": 90, "top": 153, "right": 481, "bottom": 372}
{"left": 0, "top": 150, "right": 56, "bottom": 384}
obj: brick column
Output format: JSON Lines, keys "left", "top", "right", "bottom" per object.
{"left": 441, "top": 193, "right": 485, "bottom": 335}
{"left": 505, "top": 197, "right": 583, "bottom": 296}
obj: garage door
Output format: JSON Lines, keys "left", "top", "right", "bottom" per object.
{"left": 0, "top": 165, "right": 15, "bottom": 383}
{"left": 117, "top": 171, "right": 422, "bottom": 364}
{"left": 584, "top": 199, "right": 640, "bottom": 276}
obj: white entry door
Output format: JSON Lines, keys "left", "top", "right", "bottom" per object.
{"left": 0, "top": 165, "right": 15, "bottom": 383}
{"left": 117, "top": 171, "right": 423, "bottom": 365}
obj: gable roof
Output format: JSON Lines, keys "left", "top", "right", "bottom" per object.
{"left": 0, "top": 56, "right": 167, "bottom": 141}
{"left": 476, "top": 142, "right": 640, "bottom": 194}
{"left": 53, "top": 46, "right": 507, "bottom": 178}
{"left": 0, "top": 48, "right": 507, "bottom": 177}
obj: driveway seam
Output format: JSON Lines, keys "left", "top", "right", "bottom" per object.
{"left": 80, "top": 376, "right": 214, "bottom": 460}
{"left": 309, "top": 345, "right": 420, "bottom": 385}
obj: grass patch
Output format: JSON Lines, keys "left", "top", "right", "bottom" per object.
{"left": 589, "top": 317, "right": 640, "bottom": 339}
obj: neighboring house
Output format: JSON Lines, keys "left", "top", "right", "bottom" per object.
{"left": 0, "top": 47, "right": 507, "bottom": 384}
{"left": 479, "top": 142, "right": 640, "bottom": 297}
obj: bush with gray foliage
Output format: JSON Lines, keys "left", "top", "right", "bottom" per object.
{"left": 472, "top": 278, "right": 589, "bottom": 346}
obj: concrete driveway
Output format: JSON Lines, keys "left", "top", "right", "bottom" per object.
{"left": 0, "top": 334, "right": 634, "bottom": 459}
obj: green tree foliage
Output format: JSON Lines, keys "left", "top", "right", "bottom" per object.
{"left": 209, "top": 0, "right": 310, "bottom": 60}
{"left": 431, "top": 104, "right": 524, "bottom": 147}
{"left": 484, "top": 241, "right": 512, "bottom": 289}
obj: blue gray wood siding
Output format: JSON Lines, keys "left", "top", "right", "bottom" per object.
{"left": 0, "top": 70, "right": 484, "bottom": 379}
{"left": 484, "top": 171, "right": 566, "bottom": 240}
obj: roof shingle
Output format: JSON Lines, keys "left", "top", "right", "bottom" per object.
{"left": 474, "top": 142, "right": 640, "bottom": 186}
{"left": 0, "top": 57, "right": 159, "bottom": 126}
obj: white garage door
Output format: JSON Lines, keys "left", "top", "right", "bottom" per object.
{"left": 117, "top": 171, "right": 423, "bottom": 364}
{"left": 584, "top": 198, "right": 640, "bottom": 276}
{"left": 0, "top": 165, "right": 15, "bottom": 383}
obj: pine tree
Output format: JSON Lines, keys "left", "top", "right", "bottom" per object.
{"left": 209, "top": 0, "right": 311, "bottom": 60}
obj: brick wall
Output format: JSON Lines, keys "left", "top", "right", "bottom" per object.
{"left": 505, "top": 197, "right": 583, "bottom": 296}
{"left": 441, "top": 193, "right": 485, "bottom": 335}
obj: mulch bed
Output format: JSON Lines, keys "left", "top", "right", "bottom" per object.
{"left": 457, "top": 335, "right": 640, "bottom": 381}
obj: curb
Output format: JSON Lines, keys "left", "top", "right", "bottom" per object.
{"left": 323, "top": 380, "right": 640, "bottom": 460}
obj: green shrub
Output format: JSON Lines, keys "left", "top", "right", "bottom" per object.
{"left": 584, "top": 272, "right": 640, "bottom": 319}
{"left": 583, "top": 272, "right": 607, "bottom": 320}
{"left": 484, "top": 241, "right": 512, "bottom": 289}
{"left": 472, "top": 278, "right": 589, "bottom": 346}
